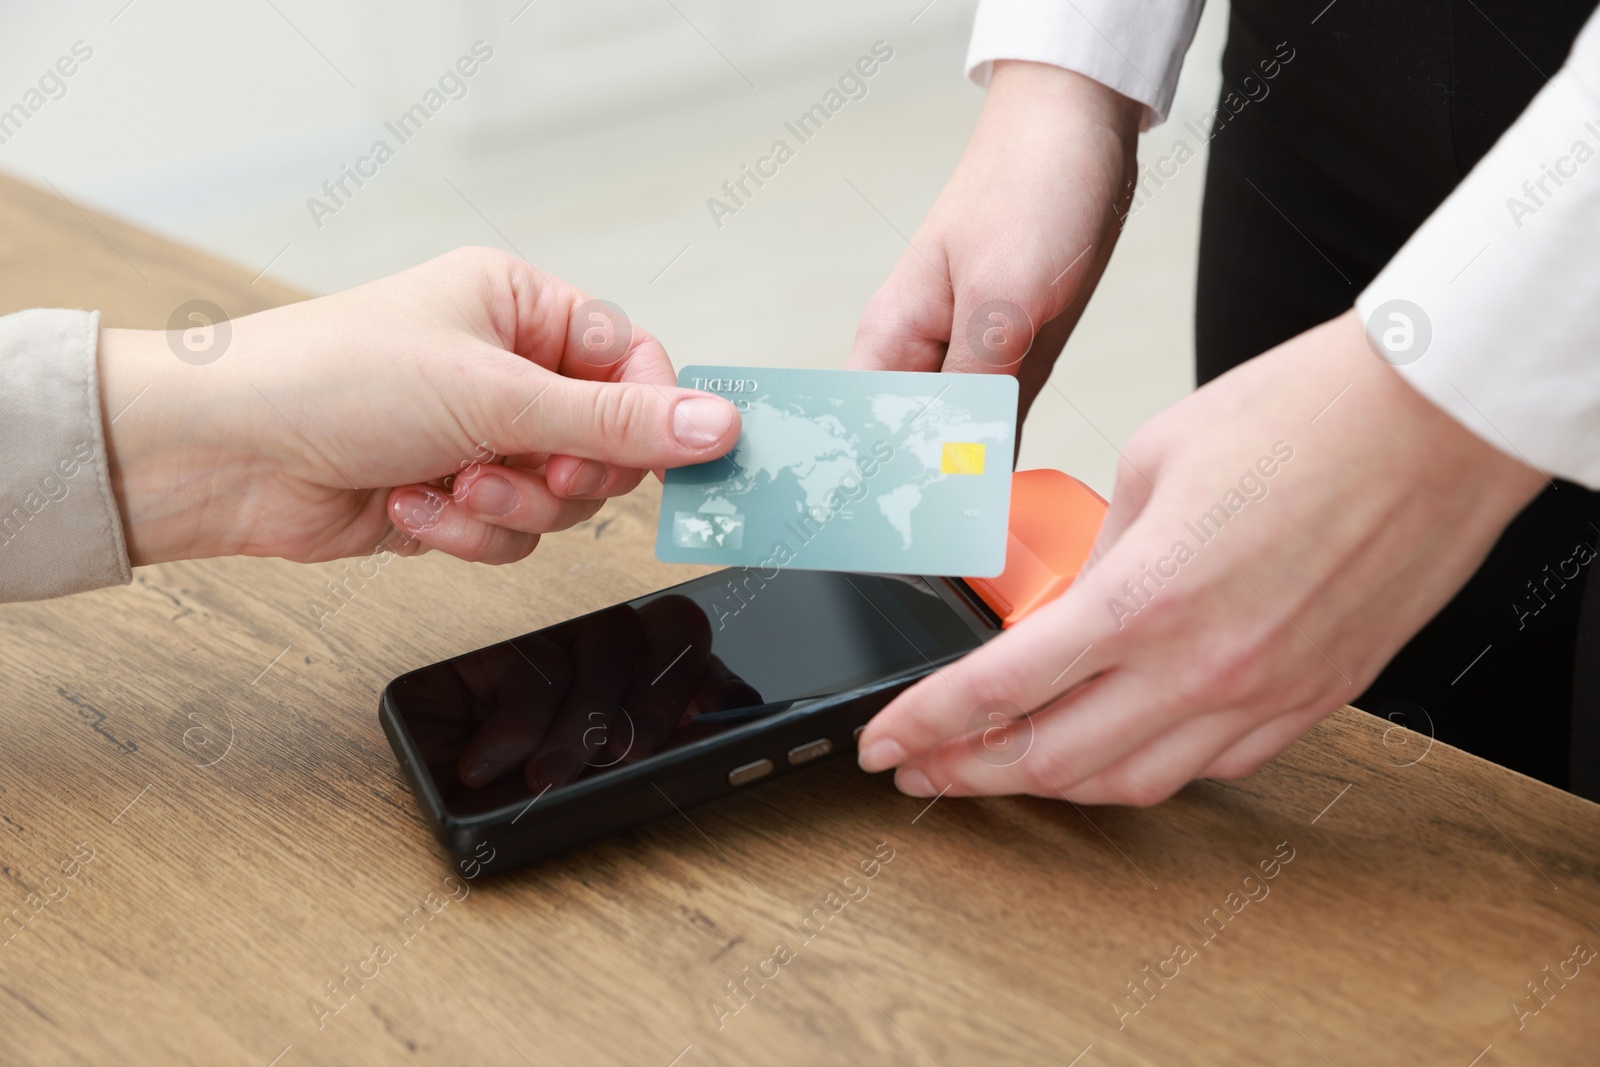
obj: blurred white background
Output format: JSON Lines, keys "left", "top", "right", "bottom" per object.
{"left": 0, "top": 0, "right": 1228, "bottom": 495}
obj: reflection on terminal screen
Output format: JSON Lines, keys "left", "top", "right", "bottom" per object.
{"left": 387, "top": 569, "right": 982, "bottom": 815}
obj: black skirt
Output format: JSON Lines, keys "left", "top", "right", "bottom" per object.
{"left": 1192, "top": 0, "right": 1600, "bottom": 793}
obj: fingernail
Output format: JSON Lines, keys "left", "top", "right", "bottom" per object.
{"left": 463, "top": 474, "right": 517, "bottom": 516}
{"left": 896, "top": 768, "right": 936, "bottom": 797}
{"left": 858, "top": 738, "right": 906, "bottom": 772}
{"left": 564, "top": 459, "right": 607, "bottom": 498}
{"left": 672, "top": 396, "right": 736, "bottom": 448}
{"left": 460, "top": 761, "right": 507, "bottom": 788}
{"left": 527, "top": 749, "right": 586, "bottom": 791}
{"left": 392, "top": 487, "right": 447, "bottom": 534}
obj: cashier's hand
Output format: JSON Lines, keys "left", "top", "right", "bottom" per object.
{"left": 97, "top": 247, "right": 740, "bottom": 566}
{"left": 857, "top": 311, "right": 1545, "bottom": 805}
{"left": 847, "top": 62, "right": 1138, "bottom": 419}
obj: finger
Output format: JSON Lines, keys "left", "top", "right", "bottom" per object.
{"left": 1015, "top": 314, "right": 1076, "bottom": 424}
{"left": 491, "top": 451, "right": 644, "bottom": 500}
{"left": 450, "top": 463, "right": 604, "bottom": 533}
{"left": 396, "top": 665, "right": 480, "bottom": 763}
{"left": 888, "top": 668, "right": 1168, "bottom": 797}
{"left": 1055, "top": 707, "right": 1263, "bottom": 806}
{"left": 480, "top": 256, "right": 678, "bottom": 389}
{"left": 406, "top": 714, "right": 474, "bottom": 766}
{"left": 942, "top": 234, "right": 1100, "bottom": 377}
{"left": 543, "top": 455, "right": 647, "bottom": 500}
{"left": 483, "top": 366, "right": 741, "bottom": 470}
{"left": 846, "top": 252, "right": 954, "bottom": 373}
{"left": 401, "top": 662, "right": 480, "bottom": 724}
{"left": 617, "top": 596, "right": 712, "bottom": 760}
{"left": 557, "top": 292, "right": 680, "bottom": 390}
{"left": 943, "top": 285, "right": 1039, "bottom": 376}
{"left": 856, "top": 577, "right": 1118, "bottom": 771}
{"left": 855, "top": 437, "right": 1202, "bottom": 777}
{"left": 525, "top": 605, "right": 646, "bottom": 792}
{"left": 388, "top": 486, "right": 542, "bottom": 564}
{"left": 454, "top": 640, "right": 573, "bottom": 788}
{"left": 453, "top": 643, "right": 529, "bottom": 709}
{"left": 498, "top": 451, "right": 550, "bottom": 472}
{"left": 1084, "top": 446, "right": 1159, "bottom": 572}
{"left": 377, "top": 524, "right": 431, "bottom": 559}
{"left": 1199, "top": 702, "right": 1337, "bottom": 780}
{"left": 457, "top": 708, "right": 551, "bottom": 788}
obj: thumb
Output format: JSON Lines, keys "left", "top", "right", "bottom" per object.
{"left": 943, "top": 280, "right": 1049, "bottom": 377}
{"left": 1084, "top": 451, "right": 1157, "bottom": 573}
{"left": 487, "top": 366, "right": 741, "bottom": 470}
{"left": 847, "top": 249, "right": 955, "bottom": 373}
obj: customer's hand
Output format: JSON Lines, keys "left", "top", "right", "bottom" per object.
{"left": 847, "top": 62, "right": 1140, "bottom": 417}
{"left": 98, "top": 247, "right": 740, "bottom": 566}
{"left": 857, "top": 311, "right": 1545, "bottom": 804}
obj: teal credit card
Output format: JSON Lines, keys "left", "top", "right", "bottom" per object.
{"left": 657, "top": 367, "right": 1017, "bottom": 577}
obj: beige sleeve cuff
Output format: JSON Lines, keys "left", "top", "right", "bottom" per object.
{"left": 0, "top": 309, "right": 131, "bottom": 601}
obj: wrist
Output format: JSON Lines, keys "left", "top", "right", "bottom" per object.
{"left": 98, "top": 325, "right": 259, "bottom": 565}
{"left": 985, "top": 61, "right": 1142, "bottom": 150}
{"left": 1336, "top": 310, "right": 1545, "bottom": 520}
{"left": 949, "top": 61, "right": 1140, "bottom": 346}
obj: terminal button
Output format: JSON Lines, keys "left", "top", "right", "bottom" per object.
{"left": 787, "top": 739, "right": 834, "bottom": 765}
{"left": 728, "top": 759, "right": 774, "bottom": 786}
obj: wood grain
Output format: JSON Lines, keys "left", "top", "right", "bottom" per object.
{"left": 0, "top": 170, "right": 1597, "bottom": 1066}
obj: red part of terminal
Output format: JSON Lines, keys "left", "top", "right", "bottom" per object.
{"left": 963, "top": 469, "right": 1107, "bottom": 628}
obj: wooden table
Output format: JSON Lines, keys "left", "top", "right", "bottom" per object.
{"left": 1, "top": 171, "right": 1597, "bottom": 1066}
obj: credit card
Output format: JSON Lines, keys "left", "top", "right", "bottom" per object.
{"left": 657, "top": 366, "right": 1017, "bottom": 577}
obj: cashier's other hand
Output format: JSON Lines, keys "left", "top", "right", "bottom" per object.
{"left": 857, "top": 311, "right": 1545, "bottom": 805}
{"left": 96, "top": 247, "right": 740, "bottom": 567}
{"left": 846, "top": 62, "right": 1139, "bottom": 417}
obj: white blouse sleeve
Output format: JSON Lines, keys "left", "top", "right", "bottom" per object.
{"left": 1357, "top": 11, "right": 1600, "bottom": 489}
{"left": 965, "top": 0, "right": 1207, "bottom": 127}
